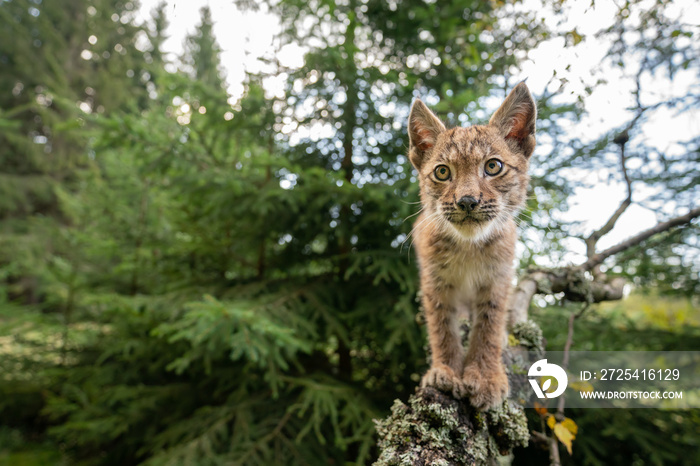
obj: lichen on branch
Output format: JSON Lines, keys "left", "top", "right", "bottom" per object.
{"left": 374, "top": 387, "right": 529, "bottom": 466}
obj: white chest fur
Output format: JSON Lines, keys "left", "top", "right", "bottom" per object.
{"left": 444, "top": 245, "right": 495, "bottom": 311}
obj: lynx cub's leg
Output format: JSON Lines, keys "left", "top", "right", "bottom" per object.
{"left": 419, "top": 288, "right": 467, "bottom": 398}
{"left": 461, "top": 282, "right": 509, "bottom": 410}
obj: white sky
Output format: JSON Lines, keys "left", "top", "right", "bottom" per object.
{"left": 136, "top": 0, "right": 281, "bottom": 98}
{"left": 136, "top": 0, "right": 699, "bottom": 266}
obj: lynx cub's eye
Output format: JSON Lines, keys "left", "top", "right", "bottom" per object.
{"left": 434, "top": 165, "right": 451, "bottom": 181}
{"left": 484, "top": 159, "right": 503, "bottom": 176}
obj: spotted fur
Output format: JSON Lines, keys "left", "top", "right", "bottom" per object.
{"left": 408, "top": 82, "right": 536, "bottom": 410}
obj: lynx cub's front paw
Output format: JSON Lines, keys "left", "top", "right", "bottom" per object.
{"left": 462, "top": 364, "right": 509, "bottom": 411}
{"left": 421, "top": 364, "right": 468, "bottom": 398}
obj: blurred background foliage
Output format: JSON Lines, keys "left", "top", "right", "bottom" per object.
{"left": 0, "top": 0, "right": 698, "bottom": 464}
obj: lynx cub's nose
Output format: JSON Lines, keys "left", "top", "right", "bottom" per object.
{"left": 457, "top": 196, "right": 479, "bottom": 212}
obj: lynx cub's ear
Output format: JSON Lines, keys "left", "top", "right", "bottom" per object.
{"left": 489, "top": 82, "right": 537, "bottom": 158}
{"left": 408, "top": 99, "right": 446, "bottom": 169}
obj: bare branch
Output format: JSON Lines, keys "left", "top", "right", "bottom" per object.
{"left": 549, "top": 435, "right": 561, "bottom": 466}
{"left": 556, "top": 303, "right": 590, "bottom": 415}
{"left": 530, "top": 430, "right": 549, "bottom": 444}
{"left": 618, "top": 142, "right": 633, "bottom": 197}
{"left": 585, "top": 136, "right": 633, "bottom": 264}
{"left": 508, "top": 271, "right": 624, "bottom": 326}
{"left": 508, "top": 273, "right": 542, "bottom": 326}
{"left": 581, "top": 206, "right": 700, "bottom": 271}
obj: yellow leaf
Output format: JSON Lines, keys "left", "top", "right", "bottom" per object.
{"left": 570, "top": 380, "right": 594, "bottom": 393}
{"left": 553, "top": 423, "right": 574, "bottom": 455}
{"left": 508, "top": 334, "right": 520, "bottom": 346}
{"left": 547, "top": 414, "right": 556, "bottom": 430}
{"left": 561, "top": 417, "right": 578, "bottom": 436}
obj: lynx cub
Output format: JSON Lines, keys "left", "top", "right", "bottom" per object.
{"left": 407, "top": 83, "right": 536, "bottom": 410}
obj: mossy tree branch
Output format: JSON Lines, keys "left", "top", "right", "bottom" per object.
{"left": 374, "top": 322, "right": 543, "bottom": 465}
{"left": 374, "top": 388, "right": 529, "bottom": 466}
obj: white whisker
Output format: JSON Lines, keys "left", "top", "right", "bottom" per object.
{"left": 402, "top": 206, "right": 424, "bottom": 223}
{"left": 402, "top": 209, "right": 443, "bottom": 257}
